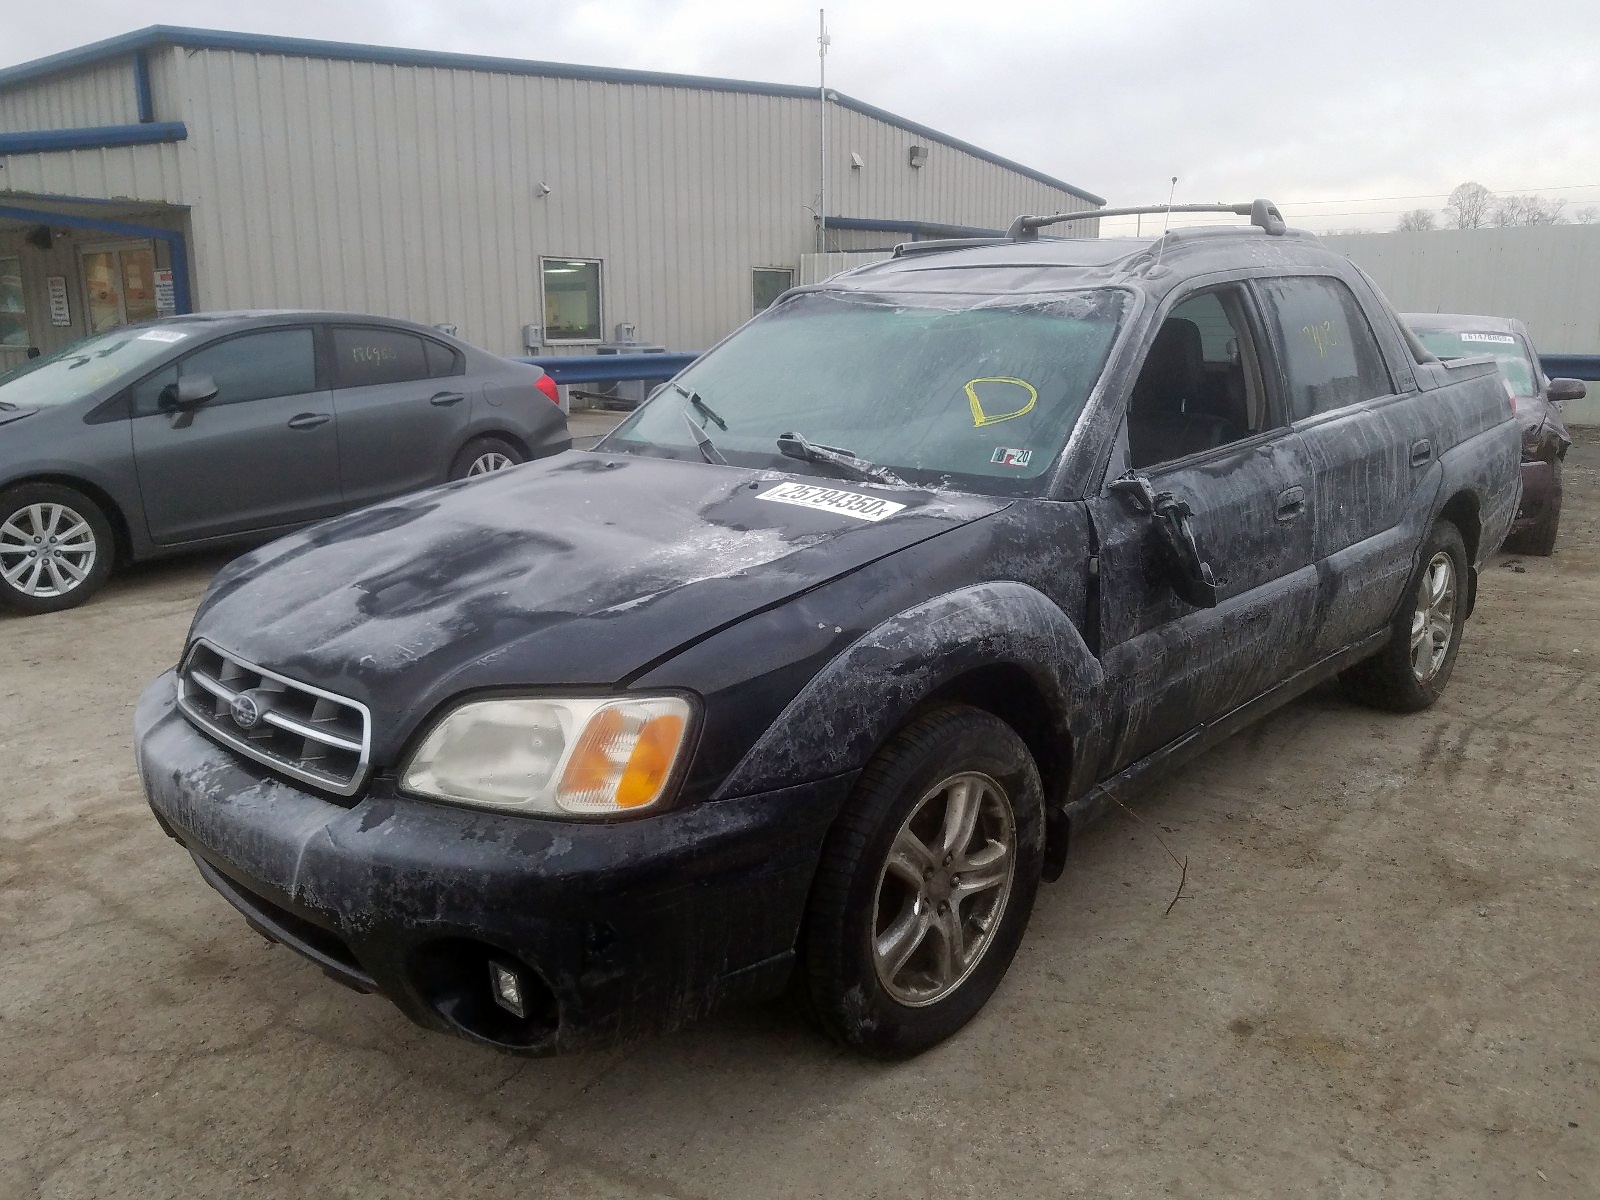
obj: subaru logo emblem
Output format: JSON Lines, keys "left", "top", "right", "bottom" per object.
{"left": 230, "top": 694, "right": 261, "bottom": 730}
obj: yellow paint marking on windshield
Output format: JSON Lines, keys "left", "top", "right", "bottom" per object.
{"left": 964, "top": 377, "right": 1037, "bottom": 427}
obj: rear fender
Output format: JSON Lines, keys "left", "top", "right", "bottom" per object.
{"left": 713, "top": 581, "right": 1103, "bottom": 799}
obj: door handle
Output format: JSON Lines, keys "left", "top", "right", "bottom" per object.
{"left": 429, "top": 391, "right": 466, "bottom": 407}
{"left": 287, "top": 412, "right": 331, "bottom": 430}
{"left": 1275, "top": 485, "right": 1306, "bottom": 521}
{"left": 1410, "top": 438, "right": 1432, "bottom": 467}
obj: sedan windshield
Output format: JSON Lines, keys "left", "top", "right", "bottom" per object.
{"left": 1414, "top": 329, "right": 1537, "bottom": 397}
{"left": 0, "top": 326, "right": 194, "bottom": 409}
{"left": 602, "top": 288, "right": 1130, "bottom": 493}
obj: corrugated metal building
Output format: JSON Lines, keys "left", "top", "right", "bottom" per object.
{"left": 0, "top": 26, "right": 1102, "bottom": 372}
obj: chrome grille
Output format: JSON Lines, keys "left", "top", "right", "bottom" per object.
{"left": 176, "top": 639, "right": 372, "bottom": 798}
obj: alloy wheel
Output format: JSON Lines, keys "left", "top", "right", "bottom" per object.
{"left": 871, "top": 771, "right": 1017, "bottom": 1007}
{"left": 0, "top": 503, "right": 98, "bottom": 599}
{"left": 467, "top": 452, "right": 515, "bottom": 476}
{"left": 1409, "top": 550, "right": 1456, "bottom": 682}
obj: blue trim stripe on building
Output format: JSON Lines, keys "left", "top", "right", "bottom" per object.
{"left": 0, "top": 122, "right": 186, "bottom": 154}
{"left": 0, "top": 26, "right": 1104, "bottom": 205}
{"left": 0, "top": 201, "right": 193, "bottom": 315}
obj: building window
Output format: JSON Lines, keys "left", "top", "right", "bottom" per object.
{"left": 0, "top": 256, "right": 26, "bottom": 348}
{"left": 753, "top": 267, "right": 794, "bottom": 313}
{"left": 541, "top": 258, "right": 603, "bottom": 342}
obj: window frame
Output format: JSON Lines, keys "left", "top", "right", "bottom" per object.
{"left": 327, "top": 323, "right": 460, "bottom": 390}
{"left": 1112, "top": 277, "right": 1290, "bottom": 480}
{"left": 752, "top": 266, "right": 795, "bottom": 314}
{"left": 125, "top": 325, "right": 323, "bottom": 417}
{"left": 0, "top": 254, "right": 28, "bottom": 350}
{"left": 1249, "top": 272, "right": 1399, "bottom": 428}
{"left": 540, "top": 256, "right": 604, "bottom": 344}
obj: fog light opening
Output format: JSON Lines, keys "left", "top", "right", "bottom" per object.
{"left": 489, "top": 960, "right": 527, "bottom": 1018}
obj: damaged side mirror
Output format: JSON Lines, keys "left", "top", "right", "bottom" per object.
{"left": 1546, "top": 378, "right": 1586, "bottom": 404}
{"left": 1110, "top": 472, "right": 1220, "bottom": 609}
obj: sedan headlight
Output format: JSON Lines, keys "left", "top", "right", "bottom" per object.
{"left": 401, "top": 695, "right": 694, "bottom": 817}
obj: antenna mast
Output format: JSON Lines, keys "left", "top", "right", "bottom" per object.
{"left": 817, "top": 9, "right": 830, "bottom": 253}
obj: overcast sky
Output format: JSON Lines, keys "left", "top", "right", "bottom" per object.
{"left": 7, "top": 0, "right": 1598, "bottom": 232}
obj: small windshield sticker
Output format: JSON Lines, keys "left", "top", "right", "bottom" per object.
{"left": 965, "top": 378, "right": 1038, "bottom": 427}
{"left": 137, "top": 330, "right": 188, "bottom": 344}
{"left": 1461, "top": 332, "right": 1517, "bottom": 344}
{"left": 991, "top": 447, "right": 1032, "bottom": 468}
{"left": 758, "top": 481, "right": 907, "bottom": 522}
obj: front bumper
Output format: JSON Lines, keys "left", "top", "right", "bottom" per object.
{"left": 135, "top": 673, "right": 851, "bottom": 1053}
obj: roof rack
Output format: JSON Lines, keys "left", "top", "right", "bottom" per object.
{"left": 1007, "top": 199, "right": 1287, "bottom": 241}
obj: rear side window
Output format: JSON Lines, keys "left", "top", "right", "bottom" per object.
{"left": 332, "top": 327, "right": 432, "bottom": 388}
{"left": 423, "top": 338, "right": 462, "bottom": 378}
{"left": 132, "top": 328, "right": 317, "bottom": 414}
{"left": 1258, "top": 277, "right": 1394, "bottom": 420}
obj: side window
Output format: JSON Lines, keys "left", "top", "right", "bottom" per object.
{"left": 423, "top": 338, "right": 462, "bottom": 378}
{"left": 1125, "top": 286, "right": 1273, "bottom": 470}
{"left": 332, "top": 327, "right": 431, "bottom": 388}
{"left": 1257, "top": 276, "right": 1394, "bottom": 420}
{"left": 132, "top": 329, "right": 316, "bottom": 415}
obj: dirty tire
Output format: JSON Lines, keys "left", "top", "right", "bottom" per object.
{"left": 1341, "top": 519, "right": 1468, "bottom": 713}
{"left": 0, "top": 482, "right": 116, "bottom": 615}
{"left": 797, "top": 705, "right": 1044, "bottom": 1059}
{"left": 449, "top": 435, "right": 525, "bottom": 481}
{"left": 1503, "top": 459, "right": 1561, "bottom": 557}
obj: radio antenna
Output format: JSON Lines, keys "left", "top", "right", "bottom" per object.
{"left": 1152, "top": 176, "right": 1179, "bottom": 268}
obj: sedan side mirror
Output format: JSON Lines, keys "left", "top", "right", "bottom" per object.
{"left": 1547, "top": 377, "right": 1587, "bottom": 404}
{"left": 173, "top": 374, "right": 220, "bottom": 409}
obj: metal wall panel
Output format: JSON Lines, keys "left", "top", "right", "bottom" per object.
{"left": 1323, "top": 227, "right": 1600, "bottom": 353}
{"left": 0, "top": 59, "right": 140, "bottom": 132}
{"left": 165, "top": 48, "right": 1097, "bottom": 354}
{"left": 0, "top": 143, "right": 185, "bottom": 203}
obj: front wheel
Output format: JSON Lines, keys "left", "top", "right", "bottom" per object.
{"left": 1341, "top": 519, "right": 1468, "bottom": 712}
{"left": 1504, "top": 458, "right": 1562, "bottom": 557}
{"left": 797, "top": 705, "right": 1044, "bottom": 1058}
{"left": 0, "top": 483, "right": 116, "bottom": 615}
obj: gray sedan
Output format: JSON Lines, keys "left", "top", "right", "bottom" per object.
{"left": 0, "top": 311, "right": 569, "bottom": 614}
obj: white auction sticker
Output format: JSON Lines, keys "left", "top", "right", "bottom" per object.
{"left": 1461, "top": 332, "right": 1516, "bottom": 344}
{"left": 758, "top": 481, "right": 907, "bottom": 522}
{"left": 137, "top": 329, "right": 189, "bottom": 343}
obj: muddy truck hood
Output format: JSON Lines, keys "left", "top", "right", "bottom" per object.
{"left": 189, "top": 451, "right": 1004, "bottom": 754}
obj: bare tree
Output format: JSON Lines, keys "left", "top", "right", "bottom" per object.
{"left": 1575, "top": 205, "right": 1600, "bottom": 225}
{"left": 1396, "top": 208, "right": 1436, "bottom": 232}
{"left": 1445, "top": 181, "right": 1494, "bottom": 229}
{"left": 1493, "top": 195, "right": 1568, "bottom": 226}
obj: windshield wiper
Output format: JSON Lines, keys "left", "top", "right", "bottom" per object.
{"left": 682, "top": 411, "right": 729, "bottom": 465}
{"left": 776, "top": 431, "right": 908, "bottom": 487}
{"left": 672, "top": 385, "right": 729, "bottom": 432}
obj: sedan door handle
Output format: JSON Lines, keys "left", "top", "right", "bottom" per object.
{"left": 287, "top": 412, "right": 331, "bottom": 430}
{"left": 429, "top": 391, "right": 466, "bottom": 407}
{"left": 1410, "top": 438, "right": 1432, "bottom": 467}
{"left": 1275, "top": 485, "right": 1306, "bottom": 522}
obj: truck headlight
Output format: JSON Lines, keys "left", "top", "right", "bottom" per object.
{"left": 400, "top": 695, "right": 694, "bottom": 817}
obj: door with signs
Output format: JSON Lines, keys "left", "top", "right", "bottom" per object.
{"left": 1088, "top": 284, "right": 1318, "bottom": 774}
{"left": 1252, "top": 273, "right": 1431, "bottom": 658}
{"left": 129, "top": 327, "right": 342, "bottom": 543}
{"left": 80, "top": 244, "right": 160, "bottom": 333}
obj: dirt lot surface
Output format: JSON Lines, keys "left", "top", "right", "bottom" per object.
{"left": 4, "top": 439, "right": 1598, "bottom": 1199}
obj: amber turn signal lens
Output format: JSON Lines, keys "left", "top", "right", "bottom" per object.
{"left": 616, "top": 713, "right": 687, "bottom": 808}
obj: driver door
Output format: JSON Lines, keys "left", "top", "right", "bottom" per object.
{"left": 1087, "top": 283, "right": 1318, "bottom": 773}
{"left": 129, "top": 327, "right": 343, "bottom": 544}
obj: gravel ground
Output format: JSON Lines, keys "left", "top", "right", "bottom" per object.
{"left": 2, "top": 438, "right": 1597, "bottom": 1199}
